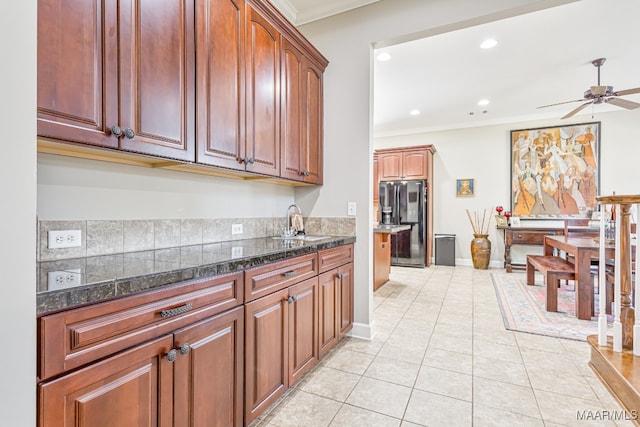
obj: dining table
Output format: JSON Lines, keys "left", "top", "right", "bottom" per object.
{"left": 543, "top": 235, "right": 616, "bottom": 321}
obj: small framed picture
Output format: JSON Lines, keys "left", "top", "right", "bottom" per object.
{"left": 456, "top": 179, "right": 474, "bottom": 197}
{"left": 510, "top": 217, "right": 521, "bottom": 227}
{"left": 495, "top": 215, "right": 508, "bottom": 227}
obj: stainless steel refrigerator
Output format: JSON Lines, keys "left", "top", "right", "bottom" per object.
{"left": 379, "top": 179, "right": 428, "bottom": 267}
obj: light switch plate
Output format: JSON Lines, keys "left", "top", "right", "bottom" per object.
{"left": 347, "top": 202, "right": 357, "bottom": 216}
{"left": 231, "top": 247, "right": 243, "bottom": 258}
{"left": 231, "top": 224, "right": 243, "bottom": 235}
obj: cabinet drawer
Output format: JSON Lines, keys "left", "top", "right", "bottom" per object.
{"left": 39, "top": 272, "right": 243, "bottom": 380}
{"left": 318, "top": 244, "right": 354, "bottom": 273}
{"left": 510, "top": 231, "right": 547, "bottom": 245}
{"left": 244, "top": 253, "right": 318, "bottom": 302}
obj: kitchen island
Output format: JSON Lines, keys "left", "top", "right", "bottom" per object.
{"left": 373, "top": 224, "right": 410, "bottom": 290}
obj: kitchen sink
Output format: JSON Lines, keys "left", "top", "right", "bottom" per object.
{"left": 272, "top": 235, "right": 329, "bottom": 241}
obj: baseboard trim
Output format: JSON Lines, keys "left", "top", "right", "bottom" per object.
{"left": 348, "top": 321, "right": 376, "bottom": 340}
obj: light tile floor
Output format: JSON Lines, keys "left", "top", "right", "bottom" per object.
{"left": 252, "top": 265, "right": 634, "bottom": 426}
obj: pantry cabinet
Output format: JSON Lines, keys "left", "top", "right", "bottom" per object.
{"left": 37, "top": 0, "right": 195, "bottom": 161}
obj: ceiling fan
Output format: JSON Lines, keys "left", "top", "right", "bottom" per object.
{"left": 537, "top": 58, "right": 640, "bottom": 119}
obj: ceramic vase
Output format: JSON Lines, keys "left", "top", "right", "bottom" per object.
{"left": 471, "top": 234, "right": 491, "bottom": 270}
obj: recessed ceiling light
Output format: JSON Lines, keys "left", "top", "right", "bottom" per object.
{"left": 477, "top": 99, "right": 490, "bottom": 106}
{"left": 376, "top": 52, "right": 391, "bottom": 61}
{"left": 410, "top": 109, "right": 420, "bottom": 116}
{"left": 480, "top": 39, "right": 498, "bottom": 49}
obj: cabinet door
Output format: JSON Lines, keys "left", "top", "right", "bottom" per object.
{"left": 245, "top": 5, "right": 280, "bottom": 176}
{"left": 373, "top": 233, "right": 390, "bottom": 291}
{"left": 280, "top": 38, "right": 304, "bottom": 181}
{"left": 288, "top": 277, "right": 318, "bottom": 385}
{"left": 337, "top": 262, "right": 354, "bottom": 339}
{"left": 318, "top": 270, "right": 338, "bottom": 359}
{"left": 402, "top": 149, "right": 428, "bottom": 179}
{"left": 301, "top": 58, "right": 324, "bottom": 184}
{"left": 244, "top": 288, "right": 288, "bottom": 424}
{"left": 195, "top": 0, "right": 246, "bottom": 170}
{"left": 38, "top": 335, "right": 174, "bottom": 427}
{"left": 378, "top": 152, "right": 403, "bottom": 180}
{"left": 37, "top": 0, "right": 118, "bottom": 148}
{"left": 118, "top": 0, "right": 195, "bottom": 161}
{"left": 173, "top": 306, "right": 244, "bottom": 427}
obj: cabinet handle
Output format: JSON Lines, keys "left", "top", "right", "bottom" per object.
{"left": 179, "top": 343, "right": 191, "bottom": 355}
{"left": 160, "top": 303, "right": 193, "bottom": 318}
{"left": 282, "top": 270, "right": 297, "bottom": 278}
{"left": 336, "top": 273, "right": 344, "bottom": 280}
{"left": 166, "top": 349, "right": 178, "bottom": 363}
{"left": 301, "top": 170, "right": 310, "bottom": 177}
{"left": 247, "top": 157, "right": 255, "bottom": 164}
{"left": 124, "top": 128, "right": 135, "bottom": 139}
{"left": 286, "top": 295, "right": 297, "bottom": 304}
{"left": 110, "top": 125, "right": 123, "bottom": 138}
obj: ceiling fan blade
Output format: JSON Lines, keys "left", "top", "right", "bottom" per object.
{"left": 614, "top": 87, "right": 640, "bottom": 96}
{"left": 537, "top": 99, "right": 585, "bottom": 109}
{"left": 606, "top": 97, "right": 640, "bottom": 110}
{"left": 561, "top": 102, "right": 591, "bottom": 119}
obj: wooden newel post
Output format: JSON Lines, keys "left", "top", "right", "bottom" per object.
{"left": 619, "top": 204, "right": 635, "bottom": 349}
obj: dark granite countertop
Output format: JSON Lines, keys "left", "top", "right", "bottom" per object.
{"left": 372, "top": 224, "right": 411, "bottom": 234}
{"left": 37, "top": 235, "right": 356, "bottom": 316}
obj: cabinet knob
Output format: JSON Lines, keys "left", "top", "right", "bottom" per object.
{"left": 124, "top": 128, "right": 135, "bottom": 139}
{"left": 179, "top": 343, "right": 191, "bottom": 355}
{"left": 110, "top": 125, "right": 123, "bottom": 138}
{"left": 301, "top": 170, "right": 310, "bottom": 177}
{"left": 248, "top": 157, "right": 255, "bottom": 164}
{"left": 165, "top": 349, "right": 178, "bottom": 363}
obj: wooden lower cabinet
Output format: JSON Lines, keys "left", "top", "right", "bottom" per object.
{"left": 373, "top": 232, "right": 391, "bottom": 291}
{"left": 173, "top": 306, "right": 244, "bottom": 427}
{"left": 38, "top": 335, "right": 175, "bottom": 427}
{"left": 318, "top": 261, "right": 354, "bottom": 358}
{"left": 244, "top": 276, "right": 319, "bottom": 425}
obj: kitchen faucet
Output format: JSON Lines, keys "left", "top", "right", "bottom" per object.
{"left": 286, "top": 204, "right": 304, "bottom": 236}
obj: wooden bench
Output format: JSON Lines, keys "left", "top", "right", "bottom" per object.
{"left": 526, "top": 255, "right": 576, "bottom": 312}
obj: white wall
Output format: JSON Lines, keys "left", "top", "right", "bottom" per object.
{"left": 296, "top": 0, "right": 572, "bottom": 336}
{"left": 38, "top": 154, "right": 294, "bottom": 219}
{"left": 376, "top": 109, "right": 640, "bottom": 265}
{"left": 0, "top": 1, "right": 36, "bottom": 424}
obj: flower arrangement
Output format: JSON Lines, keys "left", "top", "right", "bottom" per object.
{"left": 465, "top": 208, "right": 492, "bottom": 236}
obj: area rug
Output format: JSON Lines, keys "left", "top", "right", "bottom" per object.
{"left": 491, "top": 272, "right": 611, "bottom": 341}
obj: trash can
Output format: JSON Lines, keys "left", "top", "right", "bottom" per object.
{"left": 435, "top": 234, "right": 456, "bottom": 266}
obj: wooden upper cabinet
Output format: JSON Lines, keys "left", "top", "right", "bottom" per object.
{"left": 280, "top": 38, "right": 304, "bottom": 181}
{"left": 402, "top": 149, "right": 429, "bottom": 179}
{"left": 37, "top": 0, "right": 195, "bottom": 161}
{"left": 118, "top": 0, "right": 195, "bottom": 161}
{"left": 245, "top": 5, "right": 280, "bottom": 176}
{"left": 196, "top": 0, "right": 246, "bottom": 170}
{"left": 301, "top": 58, "right": 324, "bottom": 184}
{"left": 377, "top": 147, "right": 431, "bottom": 180}
{"left": 280, "top": 38, "right": 324, "bottom": 184}
{"left": 379, "top": 152, "right": 403, "bottom": 180}
{"left": 37, "top": 0, "right": 118, "bottom": 148}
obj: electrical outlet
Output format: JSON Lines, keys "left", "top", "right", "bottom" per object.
{"left": 48, "top": 230, "right": 82, "bottom": 249}
{"left": 231, "top": 224, "right": 243, "bottom": 235}
{"left": 47, "top": 269, "right": 82, "bottom": 290}
{"left": 231, "top": 247, "right": 243, "bottom": 258}
{"left": 347, "top": 202, "right": 357, "bottom": 216}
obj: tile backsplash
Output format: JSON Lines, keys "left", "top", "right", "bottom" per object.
{"left": 38, "top": 217, "right": 356, "bottom": 261}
